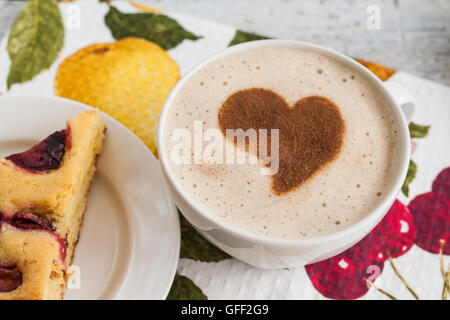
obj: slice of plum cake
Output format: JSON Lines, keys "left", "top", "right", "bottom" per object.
{"left": 0, "top": 110, "right": 105, "bottom": 299}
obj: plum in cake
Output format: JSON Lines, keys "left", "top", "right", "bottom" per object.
{"left": 0, "top": 223, "right": 66, "bottom": 299}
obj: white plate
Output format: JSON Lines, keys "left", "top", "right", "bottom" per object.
{"left": 0, "top": 96, "right": 180, "bottom": 300}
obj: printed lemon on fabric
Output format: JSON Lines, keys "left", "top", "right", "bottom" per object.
{"left": 54, "top": 37, "right": 180, "bottom": 154}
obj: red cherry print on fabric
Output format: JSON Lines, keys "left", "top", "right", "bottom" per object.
{"left": 306, "top": 200, "right": 415, "bottom": 299}
{"left": 409, "top": 167, "right": 450, "bottom": 254}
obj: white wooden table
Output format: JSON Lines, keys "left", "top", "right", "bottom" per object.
{"left": 0, "top": 0, "right": 449, "bottom": 85}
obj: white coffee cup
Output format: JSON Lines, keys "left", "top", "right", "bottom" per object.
{"left": 158, "top": 40, "right": 413, "bottom": 269}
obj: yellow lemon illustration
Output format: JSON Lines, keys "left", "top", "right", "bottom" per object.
{"left": 55, "top": 37, "right": 180, "bottom": 155}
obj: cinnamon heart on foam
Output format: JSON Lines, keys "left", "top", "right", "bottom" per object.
{"left": 218, "top": 88, "right": 345, "bottom": 195}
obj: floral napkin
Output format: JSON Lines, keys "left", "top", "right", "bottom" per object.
{"left": 0, "top": 0, "right": 448, "bottom": 300}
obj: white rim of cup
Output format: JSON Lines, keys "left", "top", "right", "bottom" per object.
{"left": 158, "top": 39, "right": 411, "bottom": 248}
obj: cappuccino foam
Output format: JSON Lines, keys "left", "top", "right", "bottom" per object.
{"left": 163, "top": 46, "right": 401, "bottom": 239}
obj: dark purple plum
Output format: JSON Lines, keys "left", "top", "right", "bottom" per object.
{"left": 6, "top": 129, "right": 69, "bottom": 172}
{"left": 8, "top": 212, "right": 54, "bottom": 232}
{"left": 0, "top": 265, "right": 22, "bottom": 292}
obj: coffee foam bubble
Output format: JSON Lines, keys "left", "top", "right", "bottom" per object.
{"left": 164, "top": 46, "right": 401, "bottom": 239}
